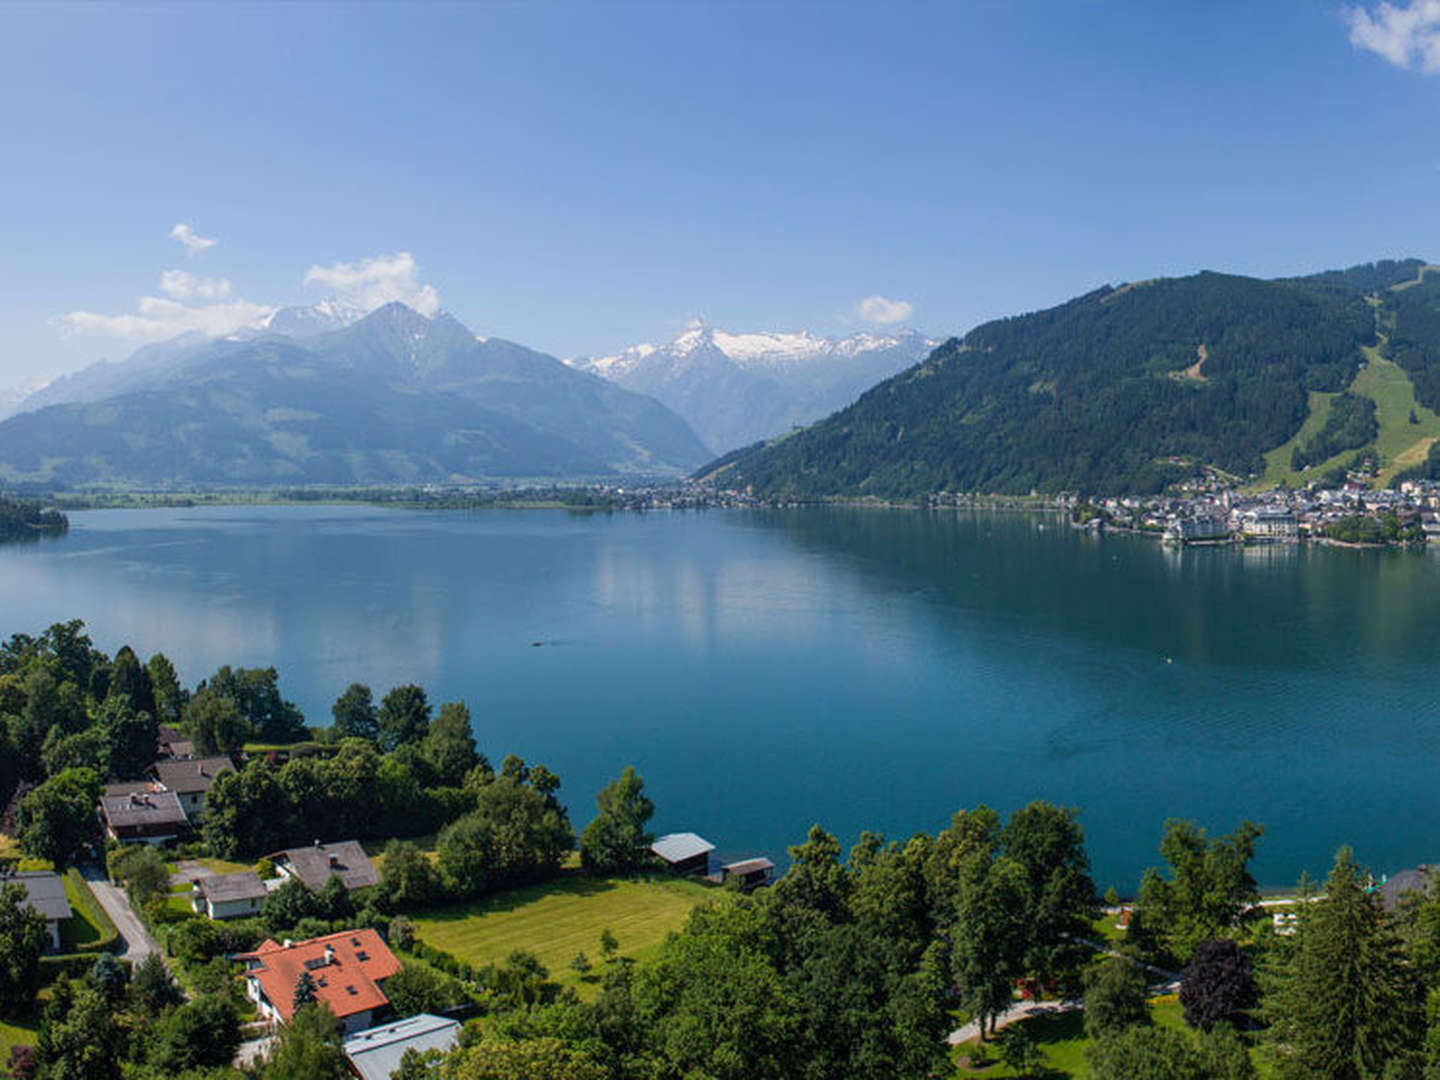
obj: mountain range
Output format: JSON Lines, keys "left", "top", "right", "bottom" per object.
{"left": 703, "top": 259, "right": 1440, "bottom": 497}
{"left": 0, "top": 303, "right": 711, "bottom": 486}
{"left": 569, "top": 324, "right": 936, "bottom": 455}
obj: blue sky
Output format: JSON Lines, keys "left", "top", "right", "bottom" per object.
{"left": 3, "top": 0, "right": 1440, "bottom": 383}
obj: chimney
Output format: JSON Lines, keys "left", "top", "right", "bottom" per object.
{"left": 283, "top": 939, "right": 294, "bottom": 949}
{"left": 328, "top": 854, "right": 340, "bottom": 868}
{"left": 324, "top": 944, "right": 336, "bottom": 965}
{"left": 313, "top": 839, "right": 321, "bottom": 848}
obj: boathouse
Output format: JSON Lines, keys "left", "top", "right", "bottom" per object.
{"left": 651, "top": 833, "right": 715, "bottom": 876}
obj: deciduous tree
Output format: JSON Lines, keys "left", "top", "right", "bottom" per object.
{"left": 579, "top": 766, "right": 654, "bottom": 875}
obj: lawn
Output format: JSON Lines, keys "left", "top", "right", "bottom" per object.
{"left": 949, "top": 992, "right": 1275, "bottom": 1078}
{"left": 411, "top": 873, "right": 717, "bottom": 996}
{"left": 1348, "top": 349, "right": 1440, "bottom": 486}
{"left": 59, "top": 869, "right": 117, "bottom": 952}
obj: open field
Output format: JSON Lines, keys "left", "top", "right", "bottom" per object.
{"left": 1258, "top": 390, "right": 1340, "bottom": 488}
{"left": 949, "top": 994, "right": 1274, "bottom": 1078}
{"left": 412, "top": 874, "right": 716, "bottom": 995}
{"left": 1349, "top": 349, "right": 1440, "bottom": 485}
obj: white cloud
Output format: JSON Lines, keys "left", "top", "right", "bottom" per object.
{"left": 56, "top": 292, "right": 274, "bottom": 341}
{"left": 303, "top": 251, "right": 440, "bottom": 316}
{"left": 856, "top": 295, "right": 915, "bottom": 325}
{"left": 170, "top": 222, "right": 218, "bottom": 256}
{"left": 158, "top": 269, "right": 233, "bottom": 301}
{"left": 1345, "top": 0, "right": 1440, "bottom": 73}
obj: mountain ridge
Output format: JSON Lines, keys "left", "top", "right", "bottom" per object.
{"left": 702, "top": 259, "right": 1440, "bottom": 497}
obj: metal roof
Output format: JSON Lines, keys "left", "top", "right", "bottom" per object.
{"left": 651, "top": 832, "right": 715, "bottom": 864}
{"left": 343, "top": 1013, "right": 461, "bottom": 1080}
{"left": 8, "top": 871, "right": 71, "bottom": 922}
{"left": 722, "top": 857, "right": 774, "bottom": 876}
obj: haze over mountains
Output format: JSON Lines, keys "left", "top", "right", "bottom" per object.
{"left": 705, "top": 259, "right": 1440, "bottom": 498}
{"left": 569, "top": 324, "right": 938, "bottom": 454}
{"left": 0, "top": 303, "right": 711, "bottom": 486}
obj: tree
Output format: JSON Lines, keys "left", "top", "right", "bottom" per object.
{"left": 145, "top": 652, "right": 187, "bottom": 726}
{"left": 149, "top": 994, "right": 241, "bottom": 1073}
{"left": 330, "top": 683, "right": 378, "bottom": 742}
{"left": 99, "top": 698, "right": 158, "bottom": 780}
{"left": 186, "top": 688, "right": 249, "bottom": 757}
{"left": 87, "top": 954, "right": 127, "bottom": 1007}
{"left": 0, "top": 883, "right": 47, "bottom": 1017}
{"left": 1130, "top": 819, "right": 1263, "bottom": 965}
{"left": 266, "top": 878, "right": 320, "bottom": 934}
{"left": 261, "top": 1002, "right": 348, "bottom": 1080}
{"left": 105, "top": 645, "right": 155, "bottom": 716}
{"left": 315, "top": 874, "right": 354, "bottom": 922}
{"left": 1001, "top": 800, "right": 1098, "bottom": 982}
{"left": 34, "top": 979, "right": 123, "bottom": 1080}
{"left": 1264, "top": 847, "right": 1422, "bottom": 1080}
{"left": 579, "top": 765, "right": 655, "bottom": 875}
{"left": 378, "top": 685, "right": 430, "bottom": 752}
{"left": 599, "top": 928, "right": 618, "bottom": 961}
{"left": 385, "top": 962, "right": 466, "bottom": 1018}
{"left": 999, "top": 1024, "right": 1044, "bottom": 1078}
{"left": 570, "top": 951, "right": 592, "bottom": 978}
{"left": 129, "top": 953, "right": 182, "bottom": 1016}
{"left": 1088, "top": 1023, "right": 1255, "bottom": 1080}
{"left": 1083, "top": 954, "right": 1150, "bottom": 1039}
{"left": 423, "top": 701, "right": 481, "bottom": 786}
{"left": 380, "top": 840, "right": 441, "bottom": 911}
{"left": 15, "top": 767, "right": 100, "bottom": 866}
{"left": 1181, "top": 937, "right": 1257, "bottom": 1031}
{"left": 294, "top": 970, "right": 319, "bottom": 1012}
{"left": 950, "top": 854, "right": 1028, "bottom": 1039}
{"left": 200, "top": 665, "right": 307, "bottom": 744}
{"left": 109, "top": 842, "right": 169, "bottom": 908}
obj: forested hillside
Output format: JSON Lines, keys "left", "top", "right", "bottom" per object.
{"left": 704, "top": 262, "right": 1440, "bottom": 497}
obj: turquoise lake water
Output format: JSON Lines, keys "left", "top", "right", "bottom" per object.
{"left": 3, "top": 503, "right": 1438, "bottom": 891}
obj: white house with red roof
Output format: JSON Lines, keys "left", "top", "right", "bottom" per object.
{"left": 237, "top": 929, "right": 401, "bottom": 1034}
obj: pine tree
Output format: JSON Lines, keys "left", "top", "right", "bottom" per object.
{"left": 1263, "top": 847, "right": 1421, "bottom": 1079}
{"left": 293, "top": 971, "right": 318, "bottom": 1013}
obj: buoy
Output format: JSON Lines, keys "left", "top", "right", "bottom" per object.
{"left": 531, "top": 641, "right": 543, "bottom": 648}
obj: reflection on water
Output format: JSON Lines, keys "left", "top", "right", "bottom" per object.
{"left": 3, "top": 504, "right": 1439, "bottom": 890}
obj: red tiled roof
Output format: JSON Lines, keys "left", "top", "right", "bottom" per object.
{"left": 238, "top": 929, "right": 400, "bottom": 1023}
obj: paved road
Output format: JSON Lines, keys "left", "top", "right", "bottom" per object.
{"left": 80, "top": 866, "right": 162, "bottom": 964}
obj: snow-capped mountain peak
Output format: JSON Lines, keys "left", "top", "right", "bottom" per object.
{"left": 570, "top": 323, "right": 939, "bottom": 453}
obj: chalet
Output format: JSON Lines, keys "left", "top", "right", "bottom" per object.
{"left": 651, "top": 833, "right": 715, "bottom": 876}
{"left": 192, "top": 871, "right": 268, "bottom": 920}
{"left": 720, "top": 857, "right": 774, "bottom": 891}
{"left": 238, "top": 929, "right": 401, "bottom": 1034}
{"left": 267, "top": 840, "right": 380, "bottom": 893}
{"left": 342, "top": 1013, "right": 461, "bottom": 1080}
{"left": 149, "top": 756, "right": 234, "bottom": 820}
{"left": 8, "top": 871, "right": 72, "bottom": 951}
{"left": 99, "top": 785, "right": 188, "bottom": 843}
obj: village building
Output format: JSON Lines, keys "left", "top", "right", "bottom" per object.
{"left": 191, "top": 871, "right": 268, "bottom": 920}
{"left": 238, "top": 929, "right": 401, "bottom": 1034}
{"left": 7, "top": 871, "right": 72, "bottom": 951}
{"left": 342, "top": 1013, "right": 461, "bottom": 1080}
{"left": 266, "top": 840, "right": 380, "bottom": 892}
{"left": 1378, "top": 866, "right": 1431, "bottom": 912}
{"left": 148, "top": 756, "right": 234, "bottom": 820}
{"left": 99, "top": 784, "right": 188, "bottom": 843}
{"left": 155, "top": 725, "right": 195, "bottom": 760}
{"left": 719, "top": 857, "right": 774, "bottom": 891}
{"left": 1240, "top": 507, "right": 1298, "bottom": 540}
{"left": 651, "top": 833, "right": 715, "bottom": 876}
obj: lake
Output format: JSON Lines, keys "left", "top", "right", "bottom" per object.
{"left": 3, "top": 503, "right": 1438, "bottom": 891}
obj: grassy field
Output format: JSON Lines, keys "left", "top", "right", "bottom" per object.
{"left": 949, "top": 994, "right": 1275, "bottom": 1078}
{"left": 1255, "top": 345, "right": 1440, "bottom": 489}
{"left": 1349, "top": 348, "right": 1440, "bottom": 485}
{"left": 412, "top": 874, "right": 717, "bottom": 996}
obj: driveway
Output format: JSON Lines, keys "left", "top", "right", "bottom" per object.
{"left": 80, "top": 865, "right": 163, "bottom": 964}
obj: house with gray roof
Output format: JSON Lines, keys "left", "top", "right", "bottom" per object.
{"left": 7, "top": 871, "right": 72, "bottom": 951}
{"left": 99, "top": 786, "right": 188, "bottom": 843}
{"left": 148, "top": 756, "right": 234, "bottom": 820}
{"left": 267, "top": 840, "right": 379, "bottom": 893}
{"left": 191, "top": 871, "right": 268, "bottom": 920}
{"left": 342, "top": 1013, "right": 461, "bottom": 1080}
{"left": 651, "top": 832, "right": 715, "bottom": 876}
